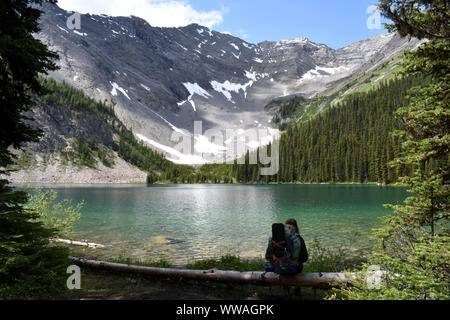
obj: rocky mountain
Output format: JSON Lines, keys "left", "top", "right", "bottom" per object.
{"left": 36, "top": 3, "right": 422, "bottom": 164}
{"left": 6, "top": 103, "right": 147, "bottom": 184}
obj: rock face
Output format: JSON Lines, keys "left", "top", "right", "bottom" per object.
{"left": 28, "top": 105, "right": 115, "bottom": 154}
{"left": 2, "top": 104, "right": 148, "bottom": 184}
{"left": 36, "top": 3, "right": 422, "bottom": 164}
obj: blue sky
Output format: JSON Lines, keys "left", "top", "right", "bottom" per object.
{"left": 58, "top": 0, "right": 390, "bottom": 49}
{"left": 193, "top": 0, "right": 389, "bottom": 48}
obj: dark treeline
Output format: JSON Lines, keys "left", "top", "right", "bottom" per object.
{"left": 230, "top": 75, "right": 428, "bottom": 184}
{"left": 159, "top": 163, "right": 234, "bottom": 184}
{"left": 40, "top": 77, "right": 115, "bottom": 117}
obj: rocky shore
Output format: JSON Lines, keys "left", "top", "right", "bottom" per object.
{"left": 1, "top": 153, "right": 147, "bottom": 185}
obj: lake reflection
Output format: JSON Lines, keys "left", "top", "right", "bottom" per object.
{"left": 41, "top": 184, "right": 408, "bottom": 264}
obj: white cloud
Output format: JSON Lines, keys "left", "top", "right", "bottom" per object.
{"left": 238, "top": 29, "right": 249, "bottom": 40}
{"left": 57, "top": 0, "right": 228, "bottom": 29}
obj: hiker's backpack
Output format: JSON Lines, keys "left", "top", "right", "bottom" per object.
{"left": 266, "top": 223, "right": 302, "bottom": 274}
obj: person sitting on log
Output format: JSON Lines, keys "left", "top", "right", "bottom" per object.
{"left": 265, "top": 218, "right": 308, "bottom": 274}
{"left": 285, "top": 218, "right": 308, "bottom": 273}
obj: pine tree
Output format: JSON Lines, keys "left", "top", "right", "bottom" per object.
{"left": 380, "top": 0, "right": 450, "bottom": 235}
{"left": 336, "top": 0, "right": 449, "bottom": 300}
{"left": 0, "top": 0, "right": 70, "bottom": 299}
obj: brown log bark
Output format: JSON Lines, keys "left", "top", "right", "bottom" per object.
{"left": 68, "top": 256, "right": 354, "bottom": 289}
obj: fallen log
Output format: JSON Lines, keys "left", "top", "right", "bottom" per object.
{"left": 52, "top": 239, "right": 105, "bottom": 249}
{"left": 69, "top": 256, "right": 354, "bottom": 289}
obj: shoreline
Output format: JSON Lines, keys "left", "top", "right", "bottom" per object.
{"left": 9, "top": 181, "right": 408, "bottom": 188}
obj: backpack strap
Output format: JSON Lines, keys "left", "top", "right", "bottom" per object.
{"left": 272, "top": 255, "right": 284, "bottom": 264}
{"left": 272, "top": 239, "right": 286, "bottom": 249}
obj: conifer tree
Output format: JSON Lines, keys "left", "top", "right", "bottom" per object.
{"left": 0, "top": 0, "right": 71, "bottom": 298}
{"left": 335, "top": 0, "right": 449, "bottom": 300}
{"left": 380, "top": 0, "right": 449, "bottom": 235}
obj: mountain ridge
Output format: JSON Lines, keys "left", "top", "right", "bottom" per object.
{"left": 35, "top": 3, "right": 422, "bottom": 165}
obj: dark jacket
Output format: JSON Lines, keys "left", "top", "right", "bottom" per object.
{"left": 298, "top": 235, "right": 308, "bottom": 264}
{"left": 265, "top": 234, "right": 308, "bottom": 272}
{"left": 297, "top": 236, "right": 308, "bottom": 272}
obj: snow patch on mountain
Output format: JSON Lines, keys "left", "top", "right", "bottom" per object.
{"left": 178, "top": 82, "right": 211, "bottom": 111}
{"left": 73, "top": 30, "right": 87, "bottom": 36}
{"left": 229, "top": 43, "right": 239, "bottom": 51}
{"left": 194, "top": 135, "right": 228, "bottom": 155}
{"left": 140, "top": 83, "right": 151, "bottom": 92}
{"left": 57, "top": 25, "right": 69, "bottom": 33}
{"left": 210, "top": 80, "right": 252, "bottom": 102}
{"left": 110, "top": 82, "right": 130, "bottom": 100}
{"left": 136, "top": 134, "right": 209, "bottom": 165}
{"left": 298, "top": 65, "right": 351, "bottom": 82}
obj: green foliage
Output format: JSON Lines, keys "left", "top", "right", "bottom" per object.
{"left": 378, "top": 0, "right": 449, "bottom": 40}
{"left": 229, "top": 76, "right": 426, "bottom": 184}
{"left": 388, "top": 39, "right": 449, "bottom": 234}
{"left": 115, "top": 126, "right": 170, "bottom": 173}
{"left": 0, "top": 244, "right": 71, "bottom": 300}
{"left": 268, "top": 96, "right": 308, "bottom": 123}
{"left": 24, "top": 190, "right": 83, "bottom": 239}
{"left": 186, "top": 255, "right": 266, "bottom": 272}
{"left": 0, "top": 0, "right": 75, "bottom": 299}
{"left": 146, "top": 171, "right": 159, "bottom": 184}
{"left": 333, "top": 235, "right": 449, "bottom": 300}
{"left": 145, "top": 70, "right": 425, "bottom": 185}
{"left": 97, "top": 145, "right": 115, "bottom": 168}
{"left": 333, "top": 0, "right": 449, "bottom": 300}
{"left": 10, "top": 149, "right": 37, "bottom": 170}
{"left": 114, "top": 245, "right": 364, "bottom": 274}
{"left": 302, "top": 238, "right": 364, "bottom": 273}
{"left": 158, "top": 163, "right": 235, "bottom": 184}
{"left": 0, "top": 182, "right": 71, "bottom": 300}
{"left": 0, "top": 0, "right": 58, "bottom": 172}
{"left": 71, "top": 137, "right": 96, "bottom": 168}
{"left": 39, "top": 77, "right": 173, "bottom": 174}
{"left": 68, "top": 137, "right": 115, "bottom": 169}
{"left": 0, "top": 187, "right": 82, "bottom": 299}
{"left": 39, "top": 77, "right": 115, "bottom": 118}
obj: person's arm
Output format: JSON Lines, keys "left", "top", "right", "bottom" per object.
{"left": 265, "top": 237, "right": 274, "bottom": 263}
{"left": 299, "top": 236, "right": 308, "bottom": 263}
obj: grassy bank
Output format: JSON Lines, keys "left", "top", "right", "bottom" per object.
{"left": 55, "top": 240, "right": 366, "bottom": 300}
{"left": 111, "top": 239, "right": 365, "bottom": 274}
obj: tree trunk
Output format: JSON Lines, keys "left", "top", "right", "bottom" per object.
{"left": 69, "top": 256, "right": 354, "bottom": 289}
{"left": 52, "top": 239, "right": 105, "bottom": 249}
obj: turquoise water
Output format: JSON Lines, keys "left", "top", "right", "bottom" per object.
{"left": 47, "top": 184, "right": 408, "bottom": 264}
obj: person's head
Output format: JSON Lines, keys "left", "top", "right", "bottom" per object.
{"left": 285, "top": 218, "right": 300, "bottom": 235}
